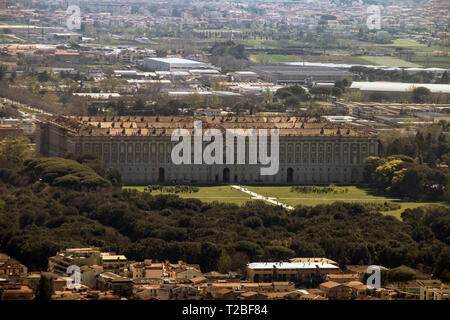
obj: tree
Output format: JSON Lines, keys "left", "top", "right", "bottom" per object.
{"left": 35, "top": 274, "right": 54, "bottom": 301}
{"left": 385, "top": 267, "right": 417, "bottom": 283}
{"left": 334, "top": 80, "right": 345, "bottom": 90}
{"left": 0, "top": 136, "right": 34, "bottom": 166}
{"left": 216, "top": 250, "right": 232, "bottom": 274}
{"left": 42, "top": 92, "right": 60, "bottom": 106}
{"left": 0, "top": 67, "right": 5, "bottom": 81}
{"left": 437, "top": 71, "right": 449, "bottom": 84}
{"left": 433, "top": 247, "right": 450, "bottom": 283}
{"left": 264, "top": 246, "right": 295, "bottom": 260}
{"left": 331, "top": 87, "right": 343, "bottom": 97}
{"left": 402, "top": 118, "right": 415, "bottom": 131}
{"left": 412, "top": 87, "right": 431, "bottom": 103}
{"left": 441, "top": 152, "right": 450, "bottom": 167}
{"left": 285, "top": 95, "right": 300, "bottom": 108}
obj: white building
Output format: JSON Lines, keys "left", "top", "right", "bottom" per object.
{"left": 144, "top": 57, "right": 213, "bottom": 71}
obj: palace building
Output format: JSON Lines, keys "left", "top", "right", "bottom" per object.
{"left": 36, "top": 116, "right": 379, "bottom": 185}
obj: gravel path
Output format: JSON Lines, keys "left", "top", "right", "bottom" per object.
{"left": 231, "top": 185, "right": 295, "bottom": 211}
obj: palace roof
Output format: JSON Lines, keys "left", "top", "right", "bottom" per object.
{"left": 43, "top": 116, "right": 376, "bottom": 138}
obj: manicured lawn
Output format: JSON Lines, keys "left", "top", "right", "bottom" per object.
{"left": 241, "top": 185, "right": 447, "bottom": 219}
{"left": 125, "top": 185, "right": 447, "bottom": 219}
{"left": 124, "top": 185, "right": 252, "bottom": 205}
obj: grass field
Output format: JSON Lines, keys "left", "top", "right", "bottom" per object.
{"left": 124, "top": 185, "right": 252, "bottom": 205}
{"left": 242, "top": 185, "right": 446, "bottom": 219}
{"left": 124, "top": 185, "right": 447, "bottom": 219}
{"left": 352, "top": 56, "right": 422, "bottom": 67}
{"left": 17, "top": 105, "right": 41, "bottom": 115}
{"left": 376, "top": 40, "right": 429, "bottom": 48}
{"left": 250, "top": 54, "right": 304, "bottom": 64}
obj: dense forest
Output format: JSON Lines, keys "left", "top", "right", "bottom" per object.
{"left": 0, "top": 138, "right": 449, "bottom": 283}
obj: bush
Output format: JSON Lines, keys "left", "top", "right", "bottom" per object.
{"left": 291, "top": 185, "right": 348, "bottom": 194}
{"left": 145, "top": 185, "right": 199, "bottom": 193}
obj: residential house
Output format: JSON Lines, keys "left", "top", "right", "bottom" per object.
{"left": 0, "top": 285, "right": 34, "bottom": 300}
{"left": 0, "top": 253, "right": 28, "bottom": 281}
{"left": 239, "top": 291, "right": 268, "bottom": 300}
{"left": 319, "top": 281, "right": 352, "bottom": 300}
{"left": 130, "top": 259, "right": 164, "bottom": 280}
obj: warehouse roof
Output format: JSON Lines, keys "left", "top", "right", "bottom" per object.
{"left": 146, "top": 57, "right": 207, "bottom": 65}
{"left": 350, "top": 82, "right": 450, "bottom": 93}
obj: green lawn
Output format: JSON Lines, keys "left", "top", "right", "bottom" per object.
{"left": 250, "top": 54, "right": 304, "bottom": 64}
{"left": 124, "top": 185, "right": 447, "bottom": 219}
{"left": 378, "top": 40, "right": 429, "bottom": 48}
{"left": 242, "top": 185, "right": 446, "bottom": 219}
{"left": 124, "top": 185, "right": 252, "bottom": 205}
{"left": 352, "top": 56, "right": 422, "bottom": 67}
{"left": 17, "top": 105, "right": 40, "bottom": 115}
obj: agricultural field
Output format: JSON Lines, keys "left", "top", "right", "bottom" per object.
{"left": 250, "top": 54, "right": 303, "bottom": 64}
{"left": 351, "top": 55, "right": 422, "bottom": 67}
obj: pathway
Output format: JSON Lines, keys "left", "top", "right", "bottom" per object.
{"left": 230, "top": 185, "right": 295, "bottom": 211}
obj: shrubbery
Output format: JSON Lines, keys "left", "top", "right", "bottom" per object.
{"left": 291, "top": 185, "right": 348, "bottom": 194}
{"left": 145, "top": 185, "right": 199, "bottom": 193}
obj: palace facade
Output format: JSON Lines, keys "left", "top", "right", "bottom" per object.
{"left": 36, "top": 116, "right": 379, "bottom": 185}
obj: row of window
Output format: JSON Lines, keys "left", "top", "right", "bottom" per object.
{"left": 75, "top": 141, "right": 376, "bottom": 165}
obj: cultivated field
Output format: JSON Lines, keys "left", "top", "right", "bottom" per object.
{"left": 352, "top": 56, "right": 422, "bottom": 67}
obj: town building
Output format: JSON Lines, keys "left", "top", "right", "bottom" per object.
{"left": 0, "top": 123, "right": 23, "bottom": 139}
{"left": 420, "top": 282, "right": 450, "bottom": 300}
{"left": 48, "top": 248, "right": 102, "bottom": 275}
{"left": 0, "top": 285, "right": 34, "bottom": 300}
{"left": 247, "top": 261, "right": 340, "bottom": 283}
{"left": 0, "top": 254, "right": 28, "bottom": 281}
{"left": 251, "top": 66, "right": 353, "bottom": 85}
{"left": 130, "top": 260, "right": 165, "bottom": 280}
{"left": 96, "top": 272, "right": 133, "bottom": 296}
{"left": 349, "top": 82, "right": 450, "bottom": 100}
{"left": 319, "top": 281, "right": 352, "bottom": 300}
{"left": 100, "top": 253, "right": 128, "bottom": 276}
{"left": 143, "top": 57, "right": 213, "bottom": 72}
{"left": 232, "top": 71, "right": 259, "bottom": 82}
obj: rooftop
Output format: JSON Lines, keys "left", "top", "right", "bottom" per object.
{"left": 247, "top": 262, "right": 340, "bottom": 270}
{"left": 43, "top": 116, "right": 376, "bottom": 138}
{"left": 146, "top": 57, "right": 207, "bottom": 65}
{"left": 350, "top": 82, "right": 450, "bottom": 93}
